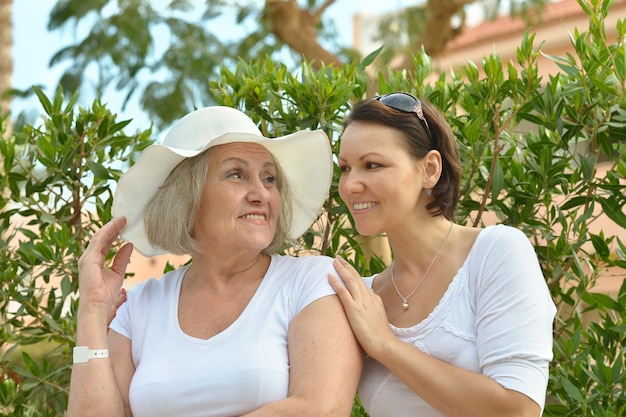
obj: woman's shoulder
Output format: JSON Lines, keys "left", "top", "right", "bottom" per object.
{"left": 125, "top": 266, "right": 186, "bottom": 299}
{"left": 271, "top": 254, "right": 334, "bottom": 269}
{"left": 266, "top": 255, "right": 337, "bottom": 310}
{"left": 268, "top": 255, "right": 336, "bottom": 287}
{"left": 460, "top": 224, "right": 538, "bottom": 281}
{"left": 473, "top": 224, "right": 531, "bottom": 250}
{"left": 465, "top": 224, "right": 544, "bottom": 287}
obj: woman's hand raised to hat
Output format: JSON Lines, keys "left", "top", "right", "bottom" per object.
{"left": 77, "top": 217, "right": 133, "bottom": 322}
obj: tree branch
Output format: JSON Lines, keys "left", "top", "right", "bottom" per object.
{"left": 395, "top": 0, "right": 473, "bottom": 71}
{"left": 313, "top": 0, "right": 336, "bottom": 20}
{"left": 264, "top": 0, "right": 343, "bottom": 69}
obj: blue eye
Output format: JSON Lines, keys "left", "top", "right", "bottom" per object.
{"left": 264, "top": 175, "right": 277, "bottom": 184}
{"left": 366, "top": 162, "right": 381, "bottom": 169}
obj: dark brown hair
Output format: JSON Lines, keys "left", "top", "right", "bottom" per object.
{"left": 343, "top": 95, "right": 461, "bottom": 220}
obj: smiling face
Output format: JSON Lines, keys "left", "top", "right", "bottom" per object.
{"left": 192, "top": 142, "right": 281, "bottom": 254}
{"left": 338, "top": 121, "right": 427, "bottom": 236}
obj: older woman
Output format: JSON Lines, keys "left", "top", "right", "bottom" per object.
{"left": 330, "top": 92, "right": 555, "bottom": 417}
{"left": 68, "top": 106, "right": 362, "bottom": 417}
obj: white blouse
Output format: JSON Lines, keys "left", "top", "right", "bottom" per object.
{"left": 358, "top": 225, "right": 556, "bottom": 417}
{"left": 110, "top": 254, "right": 338, "bottom": 417}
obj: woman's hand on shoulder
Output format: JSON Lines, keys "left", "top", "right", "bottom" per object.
{"left": 328, "top": 257, "right": 396, "bottom": 359}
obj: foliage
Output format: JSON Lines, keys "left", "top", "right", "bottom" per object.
{"left": 547, "top": 282, "right": 626, "bottom": 416}
{"left": 1, "top": 0, "right": 625, "bottom": 415}
{"left": 44, "top": 0, "right": 263, "bottom": 128}
{"left": 0, "top": 88, "right": 153, "bottom": 416}
{"left": 40, "top": 0, "right": 555, "bottom": 130}
{"left": 43, "top": 0, "right": 350, "bottom": 129}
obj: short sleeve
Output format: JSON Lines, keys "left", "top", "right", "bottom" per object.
{"left": 273, "top": 255, "right": 338, "bottom": 318}
{"left": 108, "top": 277, "right": 158, "bottom": 340}
{"left": 470, "top": 226, "right": 556, "bottom": 408}
{"left": 109, "top": 290, "right": 132, "bottom": 339}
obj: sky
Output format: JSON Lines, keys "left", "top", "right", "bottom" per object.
{"left": 11, "top": 0, "right": 412, "bottom": 132}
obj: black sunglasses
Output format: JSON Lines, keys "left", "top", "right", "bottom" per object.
{"left": 374, "top": 92, "right": 433, "bottom": 142}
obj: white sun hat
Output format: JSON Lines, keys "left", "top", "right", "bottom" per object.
{"left": 112, "top": 106, "right": 332, "bottom": 257}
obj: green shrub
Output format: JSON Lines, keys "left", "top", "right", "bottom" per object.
{"left": 1, "top": 0, "right": 624, "bottom": 415}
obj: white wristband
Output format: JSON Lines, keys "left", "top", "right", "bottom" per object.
{"left": 73, "top": 346, "right": 109, "bottom": 364}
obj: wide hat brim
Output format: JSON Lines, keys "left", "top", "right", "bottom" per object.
{"left": 112, "top": 106, "right": 332, "bottom": 257}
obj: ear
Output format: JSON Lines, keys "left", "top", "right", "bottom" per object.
{"left": 422, "top": 150, "right": 442, "bottom": 188}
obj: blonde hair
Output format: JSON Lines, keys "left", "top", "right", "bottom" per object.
{"left": 144, "top": 146, "right": 292, "bottom": 255}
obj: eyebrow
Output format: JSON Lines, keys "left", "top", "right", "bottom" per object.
{"left": 223, "top": 157, "right": 275, "bottom": 169}
{"left": 338, "top": 152, "right": 384, "bottom": 162}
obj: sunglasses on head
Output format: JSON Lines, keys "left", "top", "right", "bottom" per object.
{"left": 374, "top": 92, "right": 433, "bottom": 142}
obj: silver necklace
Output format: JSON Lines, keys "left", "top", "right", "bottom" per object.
{"left": 391, "top": 221, "right": 454, "bottom": 310}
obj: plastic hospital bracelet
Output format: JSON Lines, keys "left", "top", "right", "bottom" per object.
{"left": 73, "top": 346, "right": 109, "bottom": 364}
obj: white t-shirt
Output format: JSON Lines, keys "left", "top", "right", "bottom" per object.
{"left": 358, "top": 225, "right": 556, "bottom": 417}
{"left": 109, "top": 254, "right": 338, "bottom": 417}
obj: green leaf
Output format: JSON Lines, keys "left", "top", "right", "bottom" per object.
{"left": 33, "top": 86, "right": 53, "bottom": 116}
{"left": 490, "top": 159, "right": 504, "bottom": 201}
{"left": 581, "top": 291, "right": 621, "bottom": 311}
{"left": 599, "top": 197, "right": 626, "bottom": 228}
{"left": 589, "top": 233, "right": 610, "bottom": 258}
{"left": 579, "top": 153, "right": 595, "bottom": 181}
{"left": 560, "top": 195, "right": 589, "bottom": 211}
{"left": 86, "top": 160, "right": 111, "bottom": 180}
{"left": 359, "top": 45, "right": 383, "bottom": 69}
{"left": 560, "top": 375, "right": 585, "bottom": 403}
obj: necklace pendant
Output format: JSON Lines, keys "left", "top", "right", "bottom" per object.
{"left": 402, "top": 300, "right": 409, "bottom": 310}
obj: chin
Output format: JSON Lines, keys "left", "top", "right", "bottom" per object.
{"left": 253, "top": 237, "right": 274, "bottom": 250}
{"left": 355, "top": 225, "right": 380, "bottom": 237}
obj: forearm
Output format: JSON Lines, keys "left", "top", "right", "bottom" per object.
{"left": 67, "top": 307, "right": 128, "bottom": 417}
{"left": 374, "top": 338, "right": 540, "bottom": 417}
{"left": 240, "top": 397, "right": 305, "bottom": 417}
{"left": 241, "top": 395, "right": 352, "bottom": 417}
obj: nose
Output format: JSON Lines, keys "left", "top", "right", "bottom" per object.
{"left": 247, "top": 176, "right": 271, "bottom": 203}
{"left": 339, "top": 171, "right": 365, "bottom": 198}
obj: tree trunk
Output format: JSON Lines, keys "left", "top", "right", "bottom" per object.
{"left": 0, "top": 0, "right": 12, "bottom": 117}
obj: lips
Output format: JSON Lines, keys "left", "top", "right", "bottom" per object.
{"left": 353, "top": 202, "right": 378, "bottom": 210}
{"left": 239, "top": 213, "right": 267, "bottom": 220}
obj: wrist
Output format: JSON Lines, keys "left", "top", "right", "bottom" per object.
{"left": 77, "top": 303, "right": 110, "bottom": 323}
{"left": 73, "top": 346, "right": 109, "bottom": 364}
{"left": 75, "top": 306, "right": 111, "bottom": 346}
{"left": 367, "top": 333, "right": 401, "bottom": 362}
